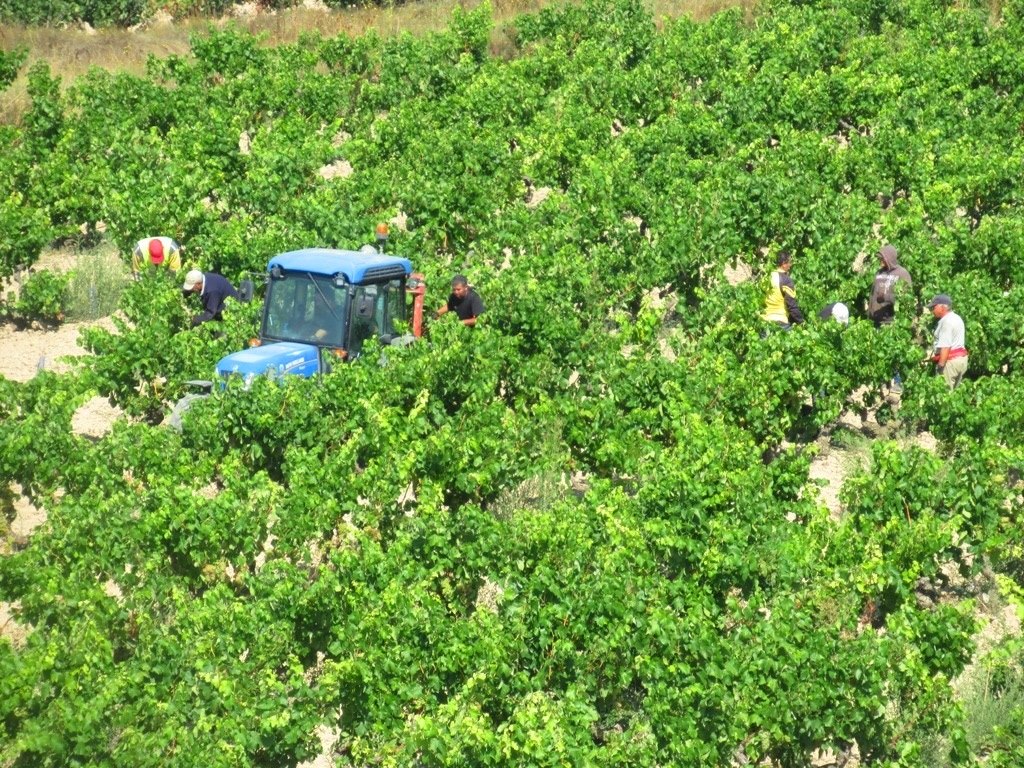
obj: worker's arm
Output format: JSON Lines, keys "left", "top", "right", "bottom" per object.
{"left": 931, "top": 313, "right": 953, "bottom": 371}
{"left": 780, "top": 276, "right": 804, "bottom": 324}
{"left": 191, "top": 289, "right": 226, "bottom": 327}
{"left": 434, "top": 305, "right": 449, "bottom": 320}
{"left": 191, "top": 309, "right": 216, "bottom": 327}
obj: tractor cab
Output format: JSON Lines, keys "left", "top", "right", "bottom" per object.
{"left": 214, "top": 247, "right": 425, "bottom": 382}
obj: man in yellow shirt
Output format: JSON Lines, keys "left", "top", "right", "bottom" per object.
{"left": 131, "top": 236, "right": 182, "bottom": 279}
{"left": 763, "top": 251, "right": 804, "bottom": 329}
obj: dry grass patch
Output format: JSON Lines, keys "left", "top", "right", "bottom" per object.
{"left": 1, "top": 0, "right": 754, "bottom": 124}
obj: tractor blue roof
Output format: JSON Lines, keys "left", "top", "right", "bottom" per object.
{"left": 268, "top": 248, "right": 412, "bottom": 284}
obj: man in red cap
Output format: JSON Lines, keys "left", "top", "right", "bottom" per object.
{"left": 131, "top": 236, "right": 182, "bottom": 279}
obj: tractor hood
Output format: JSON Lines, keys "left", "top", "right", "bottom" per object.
{"left": 216, "top": 342, "right": 321, "bottom": 382}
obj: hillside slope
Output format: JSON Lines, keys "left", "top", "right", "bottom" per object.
{"left": 2, "top": 0, "right": 1024, "bottom": 765}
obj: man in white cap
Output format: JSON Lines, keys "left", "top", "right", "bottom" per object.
{"left": 818, "top": 302, "right": 850, "bottom": 325}
{"left": 183, "top": 269, "right": 239, "bottom": 328}
{"left": 131, "top": 236, "right": 181, "bottom": 279}
{"left": 926, "top": 294, "right": 968, "bottom": 388}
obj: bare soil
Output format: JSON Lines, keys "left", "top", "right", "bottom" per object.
{"left": 2, "top": 246, "right": 125, "bottom": 435}
{"left": 807, "top": 446, "right": 850, "bottom": 521}
{"left": 0, "top": 318, "right": 111, "bottom": 382}
{"left": 0, "top": 318, "right": 123, "bottom": 436}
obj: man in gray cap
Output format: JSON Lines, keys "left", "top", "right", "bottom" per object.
{"left": 926, "top": 294, "right": 968, "bottom": 388}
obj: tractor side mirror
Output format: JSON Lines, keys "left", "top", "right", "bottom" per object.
{"left": 238, "top": 279, "right": 255, "bottom": 303}
{"left": 355, "top": 295, "right": 374, "bottom": 318}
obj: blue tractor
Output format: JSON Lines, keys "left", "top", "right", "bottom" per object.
{"left": 168, "top": 239, "right": 427, "bottom": 429}
{"left": 216, "top": 247, "right": 425, "bottom": 381}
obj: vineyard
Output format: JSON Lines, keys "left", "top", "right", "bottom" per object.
{"left": 2, "top": 0, "right": 1024, "bottom": 765}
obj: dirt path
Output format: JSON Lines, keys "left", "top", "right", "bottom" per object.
{"left": 806, "top": 391, "right": 939, "bottom": 521}
{"left": 806, "top": 400, "right": 887, "bottom": 520}
{"left": 808, "top": 445, "right": 850, "bottom": 520}
{"left": 0, "top": 317, "right": 124, "bottom": 440}
{"left": 1, "top": 244, "right": 126, "bottom": 434}
{"left": 0, "top": 318, "right": 114, "bottom": 382}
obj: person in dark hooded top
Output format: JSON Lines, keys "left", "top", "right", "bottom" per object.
{"left": 868, "top": 243, "right": 913, "bottom": 393}
{"left": 868, "top": 244, "right": 912, "bottom": 326}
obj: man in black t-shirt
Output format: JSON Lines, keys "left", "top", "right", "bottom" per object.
{"left": 434, "top": 274, "right": 484, "bottom": 327}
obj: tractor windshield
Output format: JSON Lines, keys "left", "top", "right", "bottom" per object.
{"left": 262, "top": 274, "right": 348, "bottom": 347}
